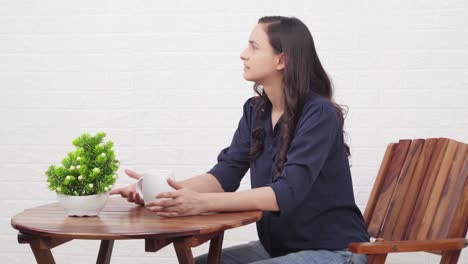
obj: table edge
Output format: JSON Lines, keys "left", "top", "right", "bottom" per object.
{"left": 11, "top": 211, "right": 263, "bottom": 240}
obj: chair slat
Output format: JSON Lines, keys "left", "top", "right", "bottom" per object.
{"left": 390, "top": 139, "right": 426, "bottom": 240}
{"left": 405, "top": 138, "right": 450, "bottom": 240}
{"left": 429, "top": 142, "right": 467, "bottom": 240}
{"left": 359, "top": 137, "right": 468, "bottom": 263}
{"left": 395, "top": 138, "right": 438, "bottom": 241}
{"left": 445, "top": 165, "right": 468, "bottom": 239}
{"left": 363, "top": 143, "right": 397, "bottom": 226}
{"left": 367, "top": 140, "right": 411, "bottom": 238}
{"left": 381, "top": 139, "right": 425, "bottom": 241}
{"left": 417, "top": 139, "right": 459, "bottom": 240}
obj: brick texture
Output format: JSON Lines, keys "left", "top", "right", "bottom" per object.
{"left": 1, "top": 1, "right": 467, "bottom": 263}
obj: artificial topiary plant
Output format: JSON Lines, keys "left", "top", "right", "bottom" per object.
{"left": 45, "top": 131, "right": 120, "bottom": 196}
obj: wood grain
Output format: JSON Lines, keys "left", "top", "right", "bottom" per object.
{"left": 429, "top": 143, "right": 467, "bottom": 239}
{"left": 381, "top": 139, "right": 424, "bottom": 240}
{"left": 394, "top": 138, "right": 437, "bottom": 241}
{"left": 367, "top": 140, "right": 411, "bottom": 237}
{"left": 405, "top": 138, "right": 449, "bottom": 240}
{"left": 363, "top": 143, "right": 396, "bottom": 227}
{"left": 11, "top": 196, "right": 262, "bottom": 240}
{"left": 351, "top": 138, "right": 468, "bottom": 264}
{"left": 417, "top": 140, "right": 459, "bottom": 240}
{"left": 349, "top": 238, "right": 467, "bottom": 254}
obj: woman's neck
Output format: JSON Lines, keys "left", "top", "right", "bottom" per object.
{"left": 262, "top": 77, "right": 284, "bottom": 113}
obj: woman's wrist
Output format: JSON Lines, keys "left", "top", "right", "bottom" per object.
{"left": 201, "top": 193, "right": 216, "bottom": 212}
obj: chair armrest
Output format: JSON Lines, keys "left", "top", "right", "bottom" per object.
{"left": 348, "top": 238, "right": 467, "bottom": 254}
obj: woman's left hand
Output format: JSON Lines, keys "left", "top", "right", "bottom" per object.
{"left": 145, "top": 178, "right": 210, "bottom": 217}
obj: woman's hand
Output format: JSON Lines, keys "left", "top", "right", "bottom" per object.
{"left": 109, "top": 168, "right": 145, "bottom": 206}
{"left": 145, "top": 178, "right": 211, "bottom": 217}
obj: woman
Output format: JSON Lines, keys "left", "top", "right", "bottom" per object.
{"left": 110, "top": 16, "right": 370, "bottom": 264}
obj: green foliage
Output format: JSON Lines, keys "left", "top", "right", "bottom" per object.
{"left": 45, "top": 131, "right": 120, "bottom": 196}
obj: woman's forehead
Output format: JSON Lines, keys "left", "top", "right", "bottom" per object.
{"left": 248, "top": 23, "right": 269, "bottom": 46}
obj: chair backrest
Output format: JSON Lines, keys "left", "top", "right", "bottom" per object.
{"left": 363, "top": 138, "right": 467, "bottom": 242}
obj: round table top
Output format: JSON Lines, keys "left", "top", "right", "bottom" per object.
{"left": 11, "top": 196, "right": 263, "bottom": 240}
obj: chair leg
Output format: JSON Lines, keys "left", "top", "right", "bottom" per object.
{"left": 207, "top": 232, "right": 224, "bottom": 264}
{"left": 96, "top": 240, "right": 114, "bottom": 264}
{"left": 440, "top": 250, "right": 461, "bottom": 264}
{"left": 368, "top": 254, "right": 387, "bottom": 264}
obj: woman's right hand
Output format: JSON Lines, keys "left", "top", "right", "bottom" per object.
{"left": 109, "top": 168, "right": 145, "bottom": 206}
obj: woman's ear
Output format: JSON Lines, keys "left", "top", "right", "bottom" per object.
{"left": 276, "top": 53, "right": 286, "bottom": 70}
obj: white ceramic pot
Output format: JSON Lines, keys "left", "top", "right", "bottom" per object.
{"left": 56, "top": 191, "right": 110, "bottom": 216}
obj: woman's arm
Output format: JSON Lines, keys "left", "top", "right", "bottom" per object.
{"left": 178, "top": 173, "right": 224, "bottom": 193}
{"left": 203, "top": 186, "right": 279, "bottom": 212}
{"left": 146, "top": 184, "right": 279, "bottom": 217}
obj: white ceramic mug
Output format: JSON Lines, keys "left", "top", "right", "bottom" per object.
{"left": 135, "top": 169, "right": 175, "bottom": 205}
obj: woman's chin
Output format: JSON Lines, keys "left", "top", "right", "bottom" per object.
{"left": 242, "top": 73, "right": 256, "bottom": 82}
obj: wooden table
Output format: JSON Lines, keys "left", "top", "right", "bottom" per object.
{"left": 10, "top": 196, "right": 262, "bottom": 264}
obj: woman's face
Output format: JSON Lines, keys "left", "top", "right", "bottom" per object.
{"left": 240, "top": 23, "right": 284, "bottom": 84}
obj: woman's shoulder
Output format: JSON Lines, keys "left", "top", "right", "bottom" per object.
{"left": 302, "top": 93, "right": 336, "bottom": 117}
{"left": 246, "top": 95, "right": 261, "bottom": 107}
{"left": 243, "top": 93, "right": 334, "bottom": 110}
{"left": 242, "top": 95, "right": 262, "bottom": 114}
{"left": 238, "top": 96, "right": 261, "bottom": 126}
{"left": 297, "top": 93, "right": 341, "bottom": 132}
{"left": 241, "top": 93, "right": 337, "bottom": 119}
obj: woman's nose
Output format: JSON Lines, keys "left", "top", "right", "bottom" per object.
{"left": 239, "top": 53, "right": 245, "bottom": 61}
{"left": 240, "top": 48, "right": 248, "bottom": 60}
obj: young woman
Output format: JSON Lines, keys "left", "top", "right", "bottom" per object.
{"left": 111, "top": 16, "right": 370, "bottom": 264}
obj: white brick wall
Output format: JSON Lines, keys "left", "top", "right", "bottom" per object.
{"left": 1, "top": 0, "right": 467, "bottom": 263}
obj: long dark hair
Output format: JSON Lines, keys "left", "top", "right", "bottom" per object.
{"left": 248, "top": 16, "right": 350, "bottom": 177}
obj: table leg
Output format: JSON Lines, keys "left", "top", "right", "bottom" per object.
{"left": 207, "top": 232, "right": 224, "bottom": 264}
{"left": 18, "top": 233, "right": 57, "bottom": 264}
{"left": 145, "top": 238, "right": 173, "bottom": 252}
{"left": 96, "top": 240, "right": 114, "bottom": 264}
{"left": 173, "top": 237, "right": 195, "bottom": 264}
{"left": 29, "top": 241, "right": 56, "bottom": 264}
{"left": 173, "top": 231, "right": 225, "bottom": 264}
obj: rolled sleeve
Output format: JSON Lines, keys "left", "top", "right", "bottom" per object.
{"left": 207, "top": 97, "right": 254, "bottom": 192}
{"left": 268, "top": 100, "right": 339, "bottom": 216}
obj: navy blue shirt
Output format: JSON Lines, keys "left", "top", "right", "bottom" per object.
{"left": 207, "top": 92, "right": 370, "bottom": 257}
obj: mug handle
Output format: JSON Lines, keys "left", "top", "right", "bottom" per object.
{"left": 136, "top": 177, "right": 144, "bottom": 201}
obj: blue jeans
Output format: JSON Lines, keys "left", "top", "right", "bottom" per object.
{"left": 195, "top": 240, "right": 367, "bottom": 264}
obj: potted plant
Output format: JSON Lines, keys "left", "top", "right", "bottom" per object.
{"left": 45, "top": 131, "right": 120, "bottom": 216}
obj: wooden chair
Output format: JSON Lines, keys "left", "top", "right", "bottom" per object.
{"left": 348, "top": 138, "right": 468, "bottom": 264}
